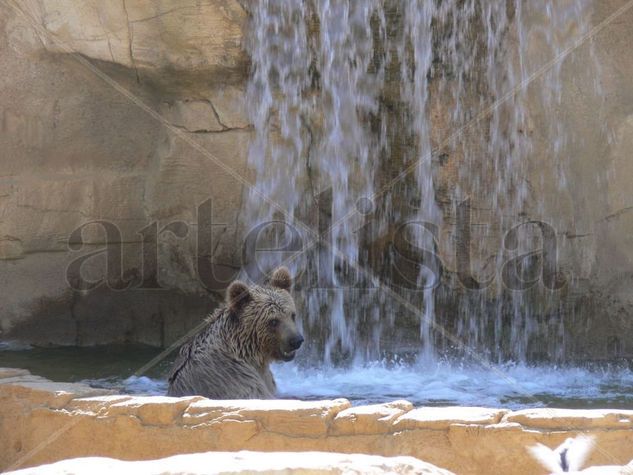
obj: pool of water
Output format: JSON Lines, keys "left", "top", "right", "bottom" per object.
{"left": 1, "top": 342, "right": 632, "bottom": 410}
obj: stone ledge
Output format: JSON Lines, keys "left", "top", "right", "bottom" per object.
{"left": 393, "top": 406, "right": 507, "bottom": 431}
{"left": 2, "top": 368, "right": 633, "bottom": 475}
{"left": 503, "top": 408, "right": 633, "bottom": 430}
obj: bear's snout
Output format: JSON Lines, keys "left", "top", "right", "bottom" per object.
{"left": 288, "top": 334, "right": 304, "bottom": 350}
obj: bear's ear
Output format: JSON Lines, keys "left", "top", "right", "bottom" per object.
{"left": 270, "top": 266, "right": 292, "bottom": 291}
{"left": 226, "top": 280, "right": 252, "bottom": 314}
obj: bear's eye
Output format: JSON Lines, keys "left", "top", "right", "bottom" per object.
{"left": 291, "top": 312, "right": 296, "bottom": 322}
{"left": 269, "top": 318, "right": 280, "bottom": 328}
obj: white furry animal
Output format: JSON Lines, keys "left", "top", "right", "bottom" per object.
{"left": 528, "top": 435, "right": 596, "bottom": 473}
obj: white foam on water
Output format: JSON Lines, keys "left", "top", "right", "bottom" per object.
{"left": 85, "top": 375, "right": 168, "bottom": 396}
{"left": 123, "top": 375, "right": 168, "bottom": 395}
{"left": 88, "top": 362, "right": 633, "bottom": 409}
{"left": 271, "top": 361, "right": 633, "bottom": 408}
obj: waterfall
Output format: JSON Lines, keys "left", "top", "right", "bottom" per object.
{"left": 243, "top": 0, "right": 598, "bottom": 365}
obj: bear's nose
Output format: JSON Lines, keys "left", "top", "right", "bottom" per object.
{"left": 289, "top": 335, "right": 304, "bottom": 350}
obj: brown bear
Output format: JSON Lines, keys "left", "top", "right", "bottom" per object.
{"left": 166, "top": 267, "right": 303, "bottom": 399}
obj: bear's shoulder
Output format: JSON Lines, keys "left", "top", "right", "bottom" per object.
{"left": 167, "top": 309, "right": 225, "bottom": 384}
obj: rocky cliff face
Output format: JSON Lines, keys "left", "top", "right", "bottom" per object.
{"left": 0, "top": 0, "right": 252, "bottom": 346}
{"left": 2, "top": 0, "right": 633, "bottom": 359}
{"left": 427, "top": 0, "right": 633, "bottom": 361}
{"left": 517, "top": 0, "right": 633, "bottom": 360}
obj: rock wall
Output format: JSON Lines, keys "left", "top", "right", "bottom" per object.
{"left": 419, "top": 0, "right": 633, "bottom": 361}
{"left": 513, "top": 0, "right": 633, "bottom": 360}
{"left": 2, "top": 369, "right": 633, "bottom": 475}
{"left": 0, "top": 1, "right": 252, "bottom": 346}
{"left": 2, "top": 0, "right": 633, "bottom": 356}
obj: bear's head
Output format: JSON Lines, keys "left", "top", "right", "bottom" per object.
{"left": 226, "top": 267, "right": 303, "bottom": 362}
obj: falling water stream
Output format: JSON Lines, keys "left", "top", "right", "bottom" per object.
{"left": 243, "top": 0, "right": 598, "bottom": 365}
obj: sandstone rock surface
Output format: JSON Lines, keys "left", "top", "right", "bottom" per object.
{"left": 2, "top": 369, "right": 633, "bottom": 475}
{"left": 0, "top": 0, "right": 251, "bottom": 346}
